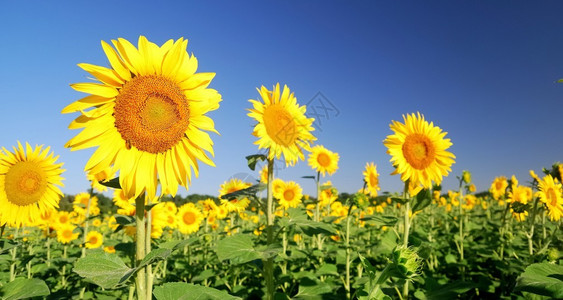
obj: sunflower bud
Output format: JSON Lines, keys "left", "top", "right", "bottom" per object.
{"left": 548, "top": 248, "right": 560, "bottom": 262}
{"left": 462, "top": 170, "right": 472, "bottom": 184}
{"left": 392, "top": 246, "right": 422, "bottom": 278}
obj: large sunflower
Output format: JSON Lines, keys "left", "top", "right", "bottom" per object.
{"left": 63, "top": 36, "right": 221, "bottom": 200}
{"left": 248, "top": 84, "right": 316, "bottom": 165}
{"left": 538, "top": 175, "right": 563, "bottom": 221}
{"left": 383, "top": 113, "right": 455, "bottom": 189}
{"left": 363, "top": 162, "right": 380, "bottom": 197}
{"left": 308, "top": 145, "right": 339, "bottom": 176}
{"left": 0, "top": 142, "right": 65, "bottom": 227}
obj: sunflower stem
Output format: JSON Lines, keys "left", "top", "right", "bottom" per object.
{"left": 402, "top": 181, "right": 410, "bottom": 298}
{"left": 135, "top": 195, "right": 147, "bottom": 300}
{"left": 81, "top": 192, "right": 92, "bottom": 258}
{"left": 9, "top": 227, "right": 19, "bottom": 282}
{"left": 527, "top": 197, "right": 539, "bottom": 256}
{"left": 264, "top": 158, "right": 275, "bottom": 300}
{"left": 146, "top": 196, "right": 153, "bottom": 300}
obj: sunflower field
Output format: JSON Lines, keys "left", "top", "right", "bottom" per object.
{"left": 0, "top": 36, "right": 562, "bottom": 300}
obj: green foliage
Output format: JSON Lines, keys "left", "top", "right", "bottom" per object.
{"left": 515, "top": 262, "right": 563, "bottom": 298}
{"left": 0, "top": 278, "right": 50, "bottom": 300}
{"left": 73, "top": 250, "right": 134, "bottom": 289}
{"left": 153, "top": 282, "right": 241, "bottom": 300}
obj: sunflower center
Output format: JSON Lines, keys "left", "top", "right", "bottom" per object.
{"left": 402, "top": 134, "right": 436, "bottom": 170}
{"left": 89, "top": 236, "right": 98, "bottom": 245}
{"left": 369, "top": 173, "right": 378, "bottom": 187}
{"left": 495, "top": 181, "right": 504, "bottom": 191}
{"left": 284, "top": 189, "right": 295, "bottom": 201}
{"left": 114, "top": 75, "right": 190, "bottom": 154}
{"left": 63, "top": 229, "right": 73, "bottom": 239}
{"left": 59, "top": 215, "right": 69, "bottom": 224}
{"left": 263, "top": 104, "right": 297, "bottom": 146}
{"left": 4, "top": 161, "right": 48, "bottom": 206}
{"left": 183, "top": 211, "right": 196, "bottom": 225}
{"left": 317, "top": 153, "right": 331, "bottom": 167}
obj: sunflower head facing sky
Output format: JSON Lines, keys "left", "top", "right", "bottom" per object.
{"left": 0, "top": 142, "right": 65, "bottom": 227}
{"left": 363, "top": 162, "right": 380, "bottom": 197}
{"left": 308, "top": 145, "right": 339, "bottom": 176}
{"left": 248, "top": 84, "right": 316, "bottom": 166}
{"left": 63, "top": 36, "right": 221, "bottom": 200}
{"left": 383, "top": 112, "right": 455, "bottom": 189}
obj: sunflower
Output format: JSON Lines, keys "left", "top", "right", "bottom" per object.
{"left": 490, "top": 176, "right": 508, "bottom": 200}
{"left": 219, "top": 178, "right": 252, "bottom": 213}
{"left": 198, "top": 198, "right": 217, "bottom": 217}
{"left": 537, "top": 175, "right": 563, "bottom": 221}
{"left": 0, "top": 142, "right": 65, "bottom": 227}
{"left": 73, "top": 193, "right": 100, "bottom": 216}
{"left": 319, "top": 181, "right": 338, "bottom": 207}
{"left": 363, "top": 162, "right": 380, "bottom": 197}
{"left": 248, "top": 84, "right": 316, "bottom": 165}
{"left": 56, "top": 224, "right": 79, "bottom": 244}
{"left": 177, "top": 203, "right": 203, "bottom": 234}
{"left": 383, "top": 112, "right": 455, "bottom": 189}
{"left": 308, "top": 145, "right": 339, "bottom": 176}
{"left": 63, "top": 36, "right": 221, "bottom": 200}
{"left": 507, "top": 184, "right": 532, "bottom": 205}
{"left": 274, "top": 181, "right": 303, "bottom": 208}
{"left": 85, "top": 231, "right": 103, "bottom": 249}
{"left": 113, "top": 189, "right": 135, "bottom": 216}
{"left": 54, "top": 211, "right": 73, "bottom": 227}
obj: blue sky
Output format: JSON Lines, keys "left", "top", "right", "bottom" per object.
{"left": 1, "top": 1, "right": 562, "bottom": 198}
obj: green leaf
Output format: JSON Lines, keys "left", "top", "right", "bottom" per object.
{"left": 99, "top": 177, "right": 121, "bottom": 189}
{"left": 412, "top": 189, "right": 431, "bottom": 213}
{"left": 137, "top": 248, "right": 172, "bottom": 269}
{"left": 153, "top": 282, "right": 241, "bottom": 300}
{"left": 316, "top": 263, "right": 338, "bottom": 276}
{"left": 158, "top": 237, "right": 198, "bottom": 250}
{"left": 422, "top": 281, "right": 478, "bottom": 300}
{"left": 515, "top": 262, "right": 563, "bottom": 298}
{"left": 114, "top": 215, "right": 135, "bottom": 226}
{"left": 360, "top": 215, "right": 398, "bottom": 226}
{"left": 73, "top": 250, "right": 134, "bottom": 289}
{"left": 1, "top": 278, "right": 50, "bottom": 300}
{"left": 294, "top": 277, "right": 332, "bottom": 299}
{"left": 216, "top": 234, "right": 261, "bottom": 264}
{"left": 0, "top": 239, "right": 18, "bottom": 255}
{"left": 285, "top": 208, "right": 337, "bottom": 236}
{"left": 301, "top": 176, "right": 316, "bottom": 179}
{"left": 220, "top": 183, "right": 266, "bottom": 200}
{"left": 246, "top": 154, "right": 267, "bottom": 171}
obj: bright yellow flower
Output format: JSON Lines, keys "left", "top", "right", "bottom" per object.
{"left": 87, "top": 167, "right": 115, "bottom": 193}
{"left": 308, "top": 145, "right": 339, "bottom": 176}
{"left": 63, "top": 36, "right": 221, "bottom": 200}
{"left": 248, "top": 84, "right": 316, "bottom": 165}
{"left": 198, "top": 198, "right": 217, "bottom": 217}
{"left": 529, "top": 170, "right": 540, "bottom": 182}
{"left": 259, "top": 165, "right": 268, "bottom": 184}
{"left": 383, "top": 112, "right": 455, "bottom": 188}
{"left": 538, "top": 175, "right": 563, "bottom": 221}
{"left": 0, "top": 142, "right": 65, "bottom": 227}
{"left": 319, "top": 181, "right": 338, "bottom": 207}
{"left": 56, "top": 224, "right": 79, "bottom": 244}
{"left": 104, "top": 246, "right": 116, "bottom": 253}
{"left": 363, "top": 162, "right": 380, "bottom": 197}
{"left": 490, "top": 176, "right": 508, "bottom": 200}
{"left": 73, "top": 193, "right": 100, "bottom": 216}
{"left": 54, "top": 211, "right": 73, "bottom": 227}
{"left": 511, "top": 209, "right": 528, "bottom": 222}
{"left": 275, "top": 181, "right": 303, "bottom": 208}
{"left": 177, "top": 203, "right": 203, "bottom": 234}
{"left": 508, "top": 184, "right": 532, "bottom": 205}
{"left": 85, "top": 231, "right": 103, "bottom": 249}
{"left": 113, "top": 189, "right": 135, "bottom": 216}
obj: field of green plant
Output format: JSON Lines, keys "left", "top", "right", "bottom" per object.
{"left": 0, "top": 36, "right": 561, "bottom": 300}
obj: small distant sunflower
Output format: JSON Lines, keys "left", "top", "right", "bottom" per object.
{"left": 87, "top": 168, "right": 115, "bottom": 193}
{"left": 0, "top": 142, "right": 65, "bottom": 227}
{"left": 113, "top": 189, "right": 135, "bottom": 216}
{"left": 507, "top": 184, "right": 532, "bottom": 205}
{"left": 54, "top": 211, "right": 73, "bottom": 227}
{"left": 219, "top": 178, "right": 251, "bottom": 198}
{"left": 56, "top": 224, "right": 79, "bottom": 244}
{"left": 177, "top": 203, "right": 203, "bottom": 234}
{"left": 538, "top": 175, "right": 563, "bottom": 221}
{"left": 363, "top": 162, "right": 380, "bottom": 197}
{"left": 275, "top": 181, "right": 303, "bottom": 208}
{"left": 73, "top": 193, "right": 100, "bottom": 216}
{"left": 85, "top": 231, "right": 103, "bottom": 249}
{"left": 248, "top": 84, "right": 316, "bottom": 165}
{"left": 199, "top": 198, "right": 217, "bottom": 217}
{"left": 383, "top": 112, "right": 455, "bottom": 188}
{"left": 259, "top": 165, "right": 268, "bottom": 184}
{"left": 63, "top": 36, "right": 221, "bottom": 200}
{"left": 308, "top": 145, "right": 339, "bottom": 176}
{"left": 490, "top": 176, "right": 508, "bottom": 200}
{"left": 319, "top": 182, "right": 338, "bottom": 207}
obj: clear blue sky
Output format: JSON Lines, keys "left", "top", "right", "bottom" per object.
{"left": 1, "top": 1, "right": 562, "bottom": 198}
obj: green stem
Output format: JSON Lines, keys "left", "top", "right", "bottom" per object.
{"left": 81, "top": 194, "right": 92, "bottom": 258}
{"left": 527, "top": 197, "right": 539, "bottom": 256}
{"left": 458, "top": 183, "right": 464, "bottom": 262}
{"left": 264, "top": 158, "right": 275, "bottom": 300}
{"left": 345, "top": 203, "right": 353, "bottom": 300}
{"left": 135, "top": 195, "right": 147, "bottom": 300}
{"left": 146, "top": 197, "right": 153, "bottom": 300}
{"left": 62, "top": 246, "right": 68, "bottom": 287}
{"left": 10, "top": 227, "right": 19, "bottom": 282}
{"left": 402, "top": 182, "right": 410, "bottom": 298}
